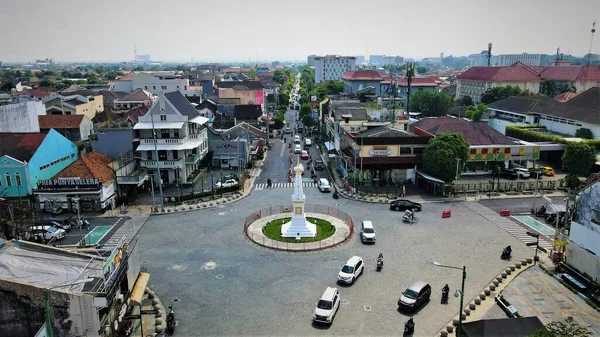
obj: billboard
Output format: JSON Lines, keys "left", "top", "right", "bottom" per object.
{"left": 255, "top": 90, "right": 264, "bottom": 105}
{"left": 103, "top": 237, "right": 126, "bottom": 289}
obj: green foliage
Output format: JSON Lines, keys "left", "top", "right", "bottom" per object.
{"left": 0, "top": 82, "right": 12, "bottom": 92}
{"left": 409, "top": 90, "right": 455, "bottom": 117}
{"left": 271, "top": 116, "right": 284, "bottom": 129}
{"left": 315, "top": 80, "right": 343, "bottom": 100}
{"left": 416, "top": 66, "right": 428, "bottom": 74}
{"left": 272, "top": 69, "right": 287, "bottom": 85}
{"left": 540, "top": 79, "right": 575, "bottom": 97}
{"left": 422, "top": 133, "right": 470, "bottom": 183}
{"left": 263, "top": 217, "right": 335, "bottom": 243}
{"left": 562, "top": 142, "right": 596, "bottom": 176}
{"left": 382, "top": 64, "right": 406, "bottom": 74}
{"left": 133, "top": 66, "right": 144, "bottom": 71}
{"left": 246, "top": 68, "right": 257, "bottom": 79}
{"left": 575, "top": 128, "right": 594, "bottom": 139}
{"left": 528, "top": 317, "right": 592, "bottom": 337}
{"left": 466, "top": 103, "right": 487, "bottom": 121}
{"left": 505, "top": 126, "right": 600, "bottom": 150}
{"left": 300, "top": 103, "right": 312, "bottom": 117}
{"left": 480, "top": 85, "right": 541, "bottom": 104}
{"left": 459, "top": 95, "right": 474, "bottom": 106}
{"left": 278, "top": 92, "right": 289, "bottom": 107}
{"left": 564, "top": 174, "right": 581, "bottom": 189}
{"left": 302, "top": 114, "right": 316, "bottom": 129}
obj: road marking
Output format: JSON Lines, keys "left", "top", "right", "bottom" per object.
{"left": 202, "top": 262, "right": 216, "bottom": 270}
{"left": 256, "top": 182, "right": 317, "bottom": 189}
{"left": 172, "top": 264, "right": 183, "bottom": 270}
{"left": 216, "top": 274, "right": 225, "bottom": 280}
{"left": 364, "top": 305, "right": 372, "bottom": 312}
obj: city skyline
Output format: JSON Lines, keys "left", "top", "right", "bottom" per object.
{"left": 0, "top": 0, "right": 598, "bottom": 63}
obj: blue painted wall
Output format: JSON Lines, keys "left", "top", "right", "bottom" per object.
{"left": 0, "top": 156, "right": 30, "bottom": 197}
{"left": 28, "top": 129, "right": 79, "bottom": 189}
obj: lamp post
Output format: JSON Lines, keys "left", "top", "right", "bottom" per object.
{"left": 426, "top": 260, "right": 467, "bottom": 336}
{"left": 455, "top": 158, "right": 461, "bottom": 181}
{"left": 150, "top": 113, "right": 165, "bottom": 212}
{"left": 71, "top": 197, "right": 83, "bottom": 246}
{"left": 44, "top": 278, "right": 94, "bottom": 337}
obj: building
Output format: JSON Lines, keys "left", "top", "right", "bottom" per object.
{"left": 342, "top": 71, "right": 384, "bottom": 96}
{"left": 208, "top": 122, "right": 265, "bottom": 171}
{"left": 0, "top": 237, "right": 148, "bottom": 337}
{"left": 35, "top": 152, "right": 116, "bottom": 212}
{"left": 307, "top": 55, "right": 318, "bottom": 67}
{"left": 383, "top": 55, "right": 404, "bottom": 66}
{"left": 35, "top": 58, "right": 54, "bottom": 66}
{"left": 134, "top": 91, "right": 209, "bottom": 187}
{"left": 43, "top": 90, "right": 104, "bottom": 119}
{"left": 369, "top": 55, "right": 385, "bottom": 66}
{"left": 187, "top": 71, "right": 216, "bottom": 96}
{"left": 113, "top": 88, "right": 156, "bottom": 110}
{"left": 0, "top": 100, "right": 45, "bottom": 133}
{"left": 493, "top": 53, "right": 547, "bottom": 66}
{"left": 456, "top": 62, "right": 600, "bottom": 103}
{"left": 355, "top": 55, "right": 365, "bottom": 65}
{"left": 38, "top": 114, "right": 94, "bottom": 141}
{"left": 566, "top": 180, "right": 600, "bottom": 282}
{"left": 114, "top": 72, "right": 203, "bottom": 97}
{"left": 0, "top": 129, "right": 78, "bottom": 197}
{"left": 314, "top": 56, "right": 357, "bottom": 84}
{"left": 380, "top": 77, "right": 439, "bottom": 101}
{"left": 113, "top": 71, "right": 136, "bottom": 92}
{"left": 256, "top": 63, "right": 270, "bottom": 74}
{"left": 215, "top": 80, "right": 265, "bottom": 107}
{"left": 487, "top": 87, "right": 600, "bottom": 139}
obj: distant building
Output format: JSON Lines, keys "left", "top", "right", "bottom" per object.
{"left": 43, "top": 90, "right": 104, "bottom": 119}
{"left": 215, "top": 80, "right": 265, "bottom": 107}
{"left": 114, "top": 71, "right": 203, "bottom": 97}
{"left": 369, "top": 55, "right": 385, "bottom": 66}
{"left": 35, "top": 58, "right": 53, "bottom": 66}
{"left": 135, "top": 54, "right": 151, "bottom": 63}
{"left": 314, "top": 56, "right": 357, "bottom": 84}
{"left": 493, "top": 53, "right": 547, "bottom": 66}
{"left": 256, "top": 64, "right": 270, "bottom": 74}
{"left": 355, "top": 56, "right": 365, "bottom": 65}
{"left": 383, "top": 56, "right": 404, "bottom": 66}
{"left": 307, "top": 55, "right": 318, "bottom": 67}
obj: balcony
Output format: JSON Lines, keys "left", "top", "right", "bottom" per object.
{"left": 140, "top": 159, "right": 183, "bottom": 169}
{"left": 185, "top": 154, "right": 200, "bottom": 164}
{"left": 116, "top": 172, "right": 148, "bottom": 185}
{"left": 140, "top": 137, "right": 188, "bottom": 145}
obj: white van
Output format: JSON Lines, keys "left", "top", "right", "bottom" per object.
{"left": 360, "top": 221, "right": 376, "bottom": 243}
{"left": 313, "top": 287, "right": 340, "bottom": 324}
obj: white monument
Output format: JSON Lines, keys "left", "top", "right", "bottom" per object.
{"left": 281, "top": 158, "right": 317, "bottom": 237}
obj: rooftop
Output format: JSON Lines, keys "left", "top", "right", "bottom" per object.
{"left": 487, "top": 95, "right": 560, "bottom": 114}
{"left": 342, "top": 71, "right": 383, "bottom": 81}
{"left": 215, "top": 80, "right": 265, "bottom": 90}
{"left": 411, "top": 117, "right": 517, "bottom": 145}
{"left": 58, "top": 89, "right": 99, "bottom": 97}
{"left": 357, "top": 126, "right": 416, "bottom": 138}
{"left": 38, "top": 114, "right": 84, "bottom": 129}
{"left": 118, "top": 88, "right": 153, "bottom": 102}
{"left": 458, "top": 62, "right": 600, "bottom": 82}
{"left": 53, "top": 152, "right": 115, "bottom": 184}
{"left": 0, "top": 132, "right": 46, "bottom": 162}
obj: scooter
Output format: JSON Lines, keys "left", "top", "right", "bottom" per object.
{"left": 402, "top": 210, "right": 414, "bottom": 223}
{"left": 404, "top": 319, "right": 415, "bottom": 335}
{"left": 501, "top": 249, "right": 511, "bottom": 260}
{"left": 376, "top": 254, "right": 384, "bottom": 272}
{"left": 166, "top": 305, "right": 176, "bottom": 335}
{"left": 332, "top": 191, "right": 339, "bottom": 199}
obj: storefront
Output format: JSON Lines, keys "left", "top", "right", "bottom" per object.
{"left": 35, "top": 177, "right": 116, "bottom": 212}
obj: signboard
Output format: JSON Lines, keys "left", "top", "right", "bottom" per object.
{"left": 369, "top": 148, "right": 391, "bottom": 157}
{"left": 38, "top": 178, "right": 101, "bottom": 189}
{"left": 311, "top": 96, "right": 317, "bottom": 102}
{"left": 255, "top": 89, "right": 264, "bottom": 105}
{"left": 312, "top": 112, "right": 318, "bottom": 120}
{"left": 103, "top": 237, "right": 126, "bottom": 289}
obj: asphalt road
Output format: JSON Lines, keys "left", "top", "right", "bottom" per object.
{"left": 136, "top": 188, "right": 533, "bottom": 336}
{"left": 478, "top": 196, "right": 568, "bottom": 215}
{"left": 50, "top": 216, "right": 125, "bottom": 246}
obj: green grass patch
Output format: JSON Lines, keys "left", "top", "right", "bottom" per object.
{"left": 263, "top": 217, "right": 335, "bottom": 243}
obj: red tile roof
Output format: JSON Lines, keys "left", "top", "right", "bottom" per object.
{"left": 554, "top": 91, "right": 578, "bottom": 102}
{"left": 342, "top": 71, "right": 383, "bottom": 81}
{"left": 458, "top": 64, "right": 600, "bottom": 82}
{"left": 18, "top": 87, "right": 53, "bottom": 99}
{"left": 53, "top": 152, "right": 115, "bottom": 184}
{"left": 381, "top": 76, "right": 438, "bottom": 86}
{"left": 410, "top": 117, "right": 516, "bottom": 145}
{"left": 0, "top": 133, "right": 46, "bottom": 161}
{"left": 116, "top": 71, "right": 136, "bottom": 81}
{"left": 538, "top": 67, "right": 583, "bottom": 81}
{"left": 38, "top": 115, "right": 84, "bottom": 129}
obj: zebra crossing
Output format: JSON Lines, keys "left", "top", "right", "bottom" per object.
{"left": 255, "top": 182, "right": 318, "bottom": 190}
{"left": 102, "top": 217, "right": 137, "bottom": 249}
{"left": 463, "top": 203, "right": 554, "bottom": 251}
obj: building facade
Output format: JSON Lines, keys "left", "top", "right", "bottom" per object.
{"left": 369, "top": 55, "right": 385, "bottom": 65}
{"left": 314, "top": 56, "right": 357, "bottom": 84}
{"left": 134, "top": 91, "right": 209, "bottom": 187}
{"left": 342, "top": 71, "right": 384, "bottom": 96}
{"left": 383, "top": 55, "right": 405, "bottom": 65}
{"left": 0, "top": 100, "right": 45, "bottom": 133}
{"left": 307, "top": 55, "right": 318, "bottom": 67}
{"left": 38, "top": 115, "right": 94, "bottom": 141}
{"left": 131, "top": 72, "right": 203, "bottom": 97}
{"left": 43, "top": 90, "right": 104, "bottom": 119}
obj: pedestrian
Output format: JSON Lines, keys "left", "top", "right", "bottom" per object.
{"left": 309, "top": 155, "right": 312, "bottom": 160}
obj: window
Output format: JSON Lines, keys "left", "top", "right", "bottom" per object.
{"left": 161, "top": 85, "right": 167, "bottom": 90}
{"left": 172, "top": 151, "right": 178, "bottom": 160}
{"left": 153, "top": 86, "right": 156, "bottom": 90}
{"left": 5, "top": 173, "right": 11, "bottom": 187}
{"left": 160, "top": 115, "right": 166, "bottom": 121}
{"left": 145, "top": 86, "right": 148, "bottom": 90}
{"left": 146, "top": 151, "right": 153, "bottom": 160}
{"left": 400, "top": 147, "right": 412, "bottom": 155}
{"left": 15, "top": 172, "right": 22, "bottom": 186}
{"left": 184, "top": 86, "right": 187, "bottom": 90}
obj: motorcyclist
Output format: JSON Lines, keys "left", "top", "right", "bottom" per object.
{"left": 442, "top": 284, "right": 450, "bottom": 294}
{"left": 404, "top": 209, "right": 414, "bottom": 221}
{"left": 377, "top": 253, "right": 383, "bottom": 262}
{"left": 405, "top": 317, "right": 415, "bottom": 331}
{"left": 267, "top": 178, "right": 272, "bottom": 188}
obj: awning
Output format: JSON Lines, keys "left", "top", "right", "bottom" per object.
{"left": 416, "top": 169, "right": 446, "bottom": 184}
{"left": 190, "top": 116, "right": 209, "bottom": 125}
{"left": 324, "top": 142, "right": 335, "bottom": 151}
{"left": 133, "top": 122, "right": 185, "bottom": 130}
{"left": 541, "top": 195, "right": 566, "bottom": 212}
{"left": 130, "top": 272, "right": 151, "bottom": 304}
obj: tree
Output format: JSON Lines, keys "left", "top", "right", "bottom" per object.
{"left": 278, "top": 92, "right": 289, "bottom": 107}
{"left": 247, "top": 68, "right": 257, "bottom": 79}
{"left": 0, "top": 82, "right": 12, "bottom": 92}
{"left": 271, "top": 116, "right": 284, "bottom": 129}
{"left": 133, "top": 66, "right": 144, "bottom": 71}
{"left": 528, "top": 317, "right": 591, "bottom": 337}
{"left": 416, "top": 66, "right": 428, "bottom": 74}
{"left": 39, "top": 80, "right": 54, "bottom": 88}
{"left": 466, "top": 103, "right": 487, "bottom": 121}
{"left": 480, "top": 85, "right": 541, "bottom": 104}
{"left": 300, "top": 103, "right": 312, "bottom": 118}
{"left": 541, "top": 80, "right": 574, "bottom": 97}
{"left": 575, "top": 128, "right": 594, "bottom": 139}
{"left": 409, "top": 90, "right": 455, "bottom": 117}
{"left": 422, "top": 132, "right": 470, "bottom": 183}
{"left": 562, "top": 142, "right": 596, "bottom": 177}
{"left": 459, "top": 95, "right": 474, "bottom": 106}
{"left": 302, "top": 114, "right": 316, "bottom": 131}
{"left": 272, "top": 69, "right": 287, "bottom": 85}
{"left": 315, "top": 80, "right": 344, "bottom": 100}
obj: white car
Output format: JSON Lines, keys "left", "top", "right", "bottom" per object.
{"left": 284, "top": 127, "right": 291, "bottom": 134}
{"left": 294, "top": 135, "right": 301, "bottom": 144}
{"left": 294, "top": 144, "right": 302, "bottom": 154}
{"left": 313, "top": 287, "right": 340, "bottom": 324}
{"left": 337, "top": 256, "right": 364, "bottom": 284}
{"left": 304, "top": 138, "right": 312, "bottom": 147}
{"left": 514, "top": 168, "right": 530, "bottom": 179}
{"left": 318, "top": 178, "right": 331, "bottom": 192}
{"left": 216, "top": 179, "right": 238, "bottom": 188}
{"left": 26, "top": 225, "right": 66, "bottom": 242}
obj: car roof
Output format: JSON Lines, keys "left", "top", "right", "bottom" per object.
{"left": 346, "top": 256, "right": 362, "bottom": 265}
{"left": 362, "top": 220, "right": 373, "bottom": 227}
{"left": 321, "top": 286, "right": 338, "bottom": 300}
{"left": 408, "top": 281, "right": 429, "bottom": 292}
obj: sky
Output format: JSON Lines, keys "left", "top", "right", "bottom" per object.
{"left": 1, "top": 0, "right": 599, "bottom": 63}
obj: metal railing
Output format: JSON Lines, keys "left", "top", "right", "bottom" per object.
{"left": 243, "top": 204, "right": 354, "bottom": 252}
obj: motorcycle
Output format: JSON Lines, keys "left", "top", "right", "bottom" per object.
{"left": 532, "top": 206, "right": 546, "bottom": 217}
{"left": 376, "top": 254, "right": 383, "bottom": 272}
{"left": 166, "top": 305, "right": 176, "bottom": 335}
{"left": 404, "top": 319, "right": 415, "bottom": 335}
{"left": 402, "top": 210, "right": 414, "bottom": 223}
{"left": 501, "top": 248, "right": 511, "bottom": 260}
{"left": 332, "top": 191, "right": 339, "bottom": 199}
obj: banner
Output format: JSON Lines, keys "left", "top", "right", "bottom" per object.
{"left": 255, "top": 90, "right": 264, "bottom": 105}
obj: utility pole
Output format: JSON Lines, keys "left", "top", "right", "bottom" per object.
{"left": 487, "top": 43, "right": 493, "bottom": 67}
{"left": 151, "top": 113, "right": 165, "bottom": 212}
{"left": 406, "top": 63, "right": 414, "bottom": 116}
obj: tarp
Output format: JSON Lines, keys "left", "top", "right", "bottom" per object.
{"left": 130, "top": 272, "right": 151, "bottom": 304}
{"left": 416, "top": 170, "right": 446, "bottom": 184}
{"left": 324, "top": 142, "right": 335, "bottom": 151}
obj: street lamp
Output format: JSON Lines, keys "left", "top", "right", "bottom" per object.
{"left": 455, "top": 158, "right": 461, "bottom": 181}
{"left": 44, "top": 278, "right": 94, "bottom": 337}
{"left": 426, "top": 260, "right": 467, "bottom": 336}
{"left": 71, "top": 197, "right": 83, "bottom": 246}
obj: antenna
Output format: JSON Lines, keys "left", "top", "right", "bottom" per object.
{"left": 587, "top": 20, "right": 596, "bottom": 66}
{"left": 555, "top": 48, "right": 560, "bottom": 66}
{"left": 487, "top": 43, "right": 493, "bottom": 67}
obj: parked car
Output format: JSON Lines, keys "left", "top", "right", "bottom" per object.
{"left": 337, "top": 256, "right": 364, "bottom": 284}
{"left": 25, "top": 225, "right": 66, "bottom": 242}
{"left": 318, "top": 178, "right": 331, "bottom": 192}
{"left": 301, "top": 150, "right": 309, "bottom": 160}
{"left": 221, "top": 174, "right": 239, "bottom": 182}
{"left": 389, "top": 199, "right": 422, "bottom": 212}
{"left": 541, "top": 166, "right": 555, "bottom": 176}
{"left": 313, "top": 287, "right": 340, "bottom": 324}
{"left": 529, "top": 168, "right": 542, "bottom": 179}
{"left": 514, "top": 167, "right": 530, "bottom": 179}
{"left": 216, "top": 179, "right": 238, "bottom": 188}
{"left": 398, "top": 281, "right": 431, "bottom": 311}
{"left": 314, "top": 160, "right": 324, "bottom": 170}
{"left": 47, "top": 220, "right": 71, "bottom": 232}
{"left": 304, "top": 138, "right": 312, "bottom": 147}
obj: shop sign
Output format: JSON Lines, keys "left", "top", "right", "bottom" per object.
{"left": 103, "top": 237, "right": 126, "bottom": 289}
{"left": 38, "top": 178, "right": 101, "bottom": 189}
{"left": 369, "top": 148, "right": 391, "bottom": 157}
{"left": 217, "top": 143, "right": 238, "bottom": 150}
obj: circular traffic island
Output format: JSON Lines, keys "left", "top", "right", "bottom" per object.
{"left": 244, "top": 205, "right": 353, "bottom": 251}
{"left": 263, "top": 217, "right": 335, "bottom": 243}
